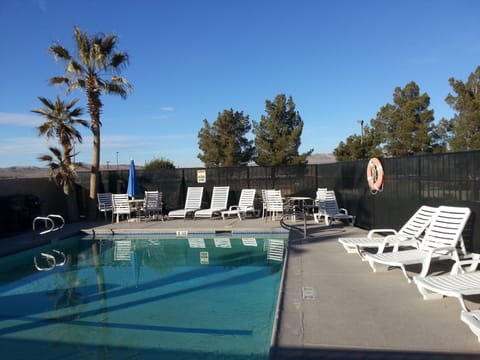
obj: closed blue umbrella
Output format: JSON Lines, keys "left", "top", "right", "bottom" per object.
{"left": 127, "top": 160, "right": 140, "bottom": 198}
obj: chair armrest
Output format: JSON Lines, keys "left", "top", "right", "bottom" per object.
{"left": 367, "top": 229, "right": 397, "bottom": 238}
{"left": 451, "top": 253, "right": 480, "bottom": 274}
{"left": 429, "top": 246, "right": 457, "bottom": 256}
{"left": 389, "top": 235, "right": 420, "bottom": 251}
{"left": 418, "top": 246, "right": 458, "bottom": 278}
{"left": 339, "top": 208, "right": 349, "bottom": 215}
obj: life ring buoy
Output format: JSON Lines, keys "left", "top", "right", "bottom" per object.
{"left": 366, "top": 157, "right": 384, "bottom": 194}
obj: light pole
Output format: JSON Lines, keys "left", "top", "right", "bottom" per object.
{"left": 357, "top": 119, "right": 364, "bottom": 144}
{"left": 116, "top": 152, "right": 119, "bottom": 170}
{"left": 357, "top": 120, "right": 364, "bottom": 159}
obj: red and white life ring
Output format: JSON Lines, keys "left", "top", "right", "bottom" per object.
{"left": 366, "top": 157, "right": 384, "bottom": 194}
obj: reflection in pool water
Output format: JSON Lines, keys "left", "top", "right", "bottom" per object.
{"left": 0, "top": 234, "right": 286, "bottom": 359}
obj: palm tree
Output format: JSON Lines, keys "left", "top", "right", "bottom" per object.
{"left": 38, "top": 146, "right": 80, "bottom": 221}
{"left": 32, "top": 96, "right": 88, "bottom": 163}
{"left": 49, "top": 25, "right": 133, "bottom": 219}
{"left": 39, "top": 147, "right": 78, "bottom": 196}
{"left": 32, "top": 96, "right": 88, "bottom": 220}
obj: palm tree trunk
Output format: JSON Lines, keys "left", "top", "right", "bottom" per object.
{"left": 88, "top": 122, "right": 100, "bottom": 220}
{"left": 65, "top": 182, "right": 80, "bottom": 222}
{"left": 86, "top": 85, "right": 103, "bottom": 220}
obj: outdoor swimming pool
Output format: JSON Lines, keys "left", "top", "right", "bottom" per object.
{"left": 0, "top": 233, "right": 286, "bottom": 359}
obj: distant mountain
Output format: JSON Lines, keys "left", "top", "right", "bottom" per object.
{"left": 306, "top": 153, "right": 336, "bottom": 164}
{"left": 0, "top": 155, "right": 335, "bottom": 178}
{"left": 0, "top": 166, "right": 50, "bottom": 179}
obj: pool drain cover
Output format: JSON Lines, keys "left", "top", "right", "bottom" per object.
{"left": 302, "top": 286, "right": 315, "bottom": 300}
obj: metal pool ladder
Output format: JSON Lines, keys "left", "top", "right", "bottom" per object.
{"left": 32, "top": 214, "right": 65, "bottom": 235}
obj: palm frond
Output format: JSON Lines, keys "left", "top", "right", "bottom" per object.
{"left": 37, "top": 96, "right": 54, "bottom": 108}
{"left": 110, "top": 52, "right": 129, "bottom": 69}
{"left": 74, "top": 26, "right": 92, "bottom": 67}
{"left": 49, "top": 147, "right": 63, "bottom": 159}
{"left": 67, "top": 59, "right": 85, "bottom": 77}
{"left": 112, "top": 76, "right": 133, "bottom": 91}
{"left": 100, "top": 34, "right": 116, "bottom": 53}
{"left": 49, "top": 44, "right": 71, "bottom": 61}
{"left": 67, "top": 98, "right": 80, "bottom": 107}
{"left": 31, "top": 108, "right": 49, "bottom": 117}
{"left": 49, "top": 76, "right": 70, "bottom": 86}
{"left": 38, "top": 154, "right": 53, "bottom": 162}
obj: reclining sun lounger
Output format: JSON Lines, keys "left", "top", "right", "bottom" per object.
{"left": 168, "top": 187, "right": 204, "bottom": 219}
{"left": 194, "top": 186, "right": 230, "bottom": 219}
{"left": 461, "top": 310, "right": 480, "bottom": 342}
{"left": 364, "top": 206, "right": 471, "bottom": 283}
{"left": 313, "top": 190, "right": 355, "bottom": 225}
{"left": 414, "top": 254, "right": 480, "bottom": 311}
{"left": 338, "top": 205, "right": 436, "bottom": 258}
{"left": 221, "top": 189, "right": 256, "bottom": 220}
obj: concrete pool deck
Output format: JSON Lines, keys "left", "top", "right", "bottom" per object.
{"left": 2, "top": 216, "right": 480, "bottom": 358}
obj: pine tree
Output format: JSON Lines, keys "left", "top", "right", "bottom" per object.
{"left": 371, "top": 81, "right": 434, "bottom": 156}
{"left": 252, "top": 94, "right": 312, "bottom": 166}
{"left": 197, "top": 109, "right": 254, "bottom": 167}
{"left": 445, "top": 66, "right": 480, "bottom": 151}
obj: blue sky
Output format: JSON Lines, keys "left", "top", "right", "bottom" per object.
{"left": 1, "top": 0, "right": 480, "bottom": 168}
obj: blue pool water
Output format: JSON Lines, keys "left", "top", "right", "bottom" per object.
{"left": 0, "top": 234, "right": 286, "bottom": 359}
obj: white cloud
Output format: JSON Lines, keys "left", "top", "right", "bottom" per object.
{"left": 0, "top": 112, "right": 40, "bottom": 127}
{"left": 160, "top": 106, "right": 174, "bottom": 112}
{"left": 0, "top": 132, "right": 199, "bottom": 167}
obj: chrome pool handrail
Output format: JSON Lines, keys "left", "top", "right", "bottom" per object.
{"left": 32, "top": 214, "right": 65, "bottom": 235}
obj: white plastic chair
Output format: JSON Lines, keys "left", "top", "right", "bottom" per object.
{"left": 314, "top": 188, "right": 327, "bottom": 210}
{"left": 97, "top": 192, "right": 113, "bottom": 221}
{"left": 221, "top": 189, "right": 256, "bottom": 220}
{"left": 414, "top": 253, "right": 480, "bottom": 311}
{"left": 194, "top": 186, "right": 230, "bottom": 218}
{"left": 365, "top": 206, "right": 471, "bottom": 283}
{"left": 264, "top": 190, "right": 283, "bottom": 221}
{"left": 461, "top": 310, "right": 480, "bottom": 342}
{"left": 314, "top": 190, "right": 355, "bottom": 225}
{"left": 168, "top": 187, "right": 204, "bottom": 219}
{"left": 143, "top": 190, "right": 163, "bottom": 220}
{"left": 112, "top": 194, "right": 133, "bottom": 223}
{"left": 338, "top": 205, "right": 437, "bottom": 258}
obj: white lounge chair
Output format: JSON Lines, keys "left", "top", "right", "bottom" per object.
{"left": 414, "top": 254, "right": 480, "bottom": 311}
{"left": 313, "top": 190, "right": 355, "bottom": 225}
{"left": 461, "top": 310, "right": 480, "bottom": 342}
{"left": 168, "top": 187, "right": 204, "bottom": 219}
{"left": 364, "top": 206, "right": 471, "bottom": 283}
{"left": 221, "top": 189, "right": 256, "bottom": 220}
{"left": 97, "top": 192, "right": 113, "bottom": 221}
{"left": 112, "top": 194, "right": 133, "bottom": 223}
{"left": 194, "top": 186, "right": 230, "bottom": 218}
{"left": 338, "top": 205, "right": 437, "bottom": 258}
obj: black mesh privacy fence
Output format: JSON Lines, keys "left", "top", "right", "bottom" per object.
{"left": 73, "top": 150, "right": 480, "bottom": 251}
